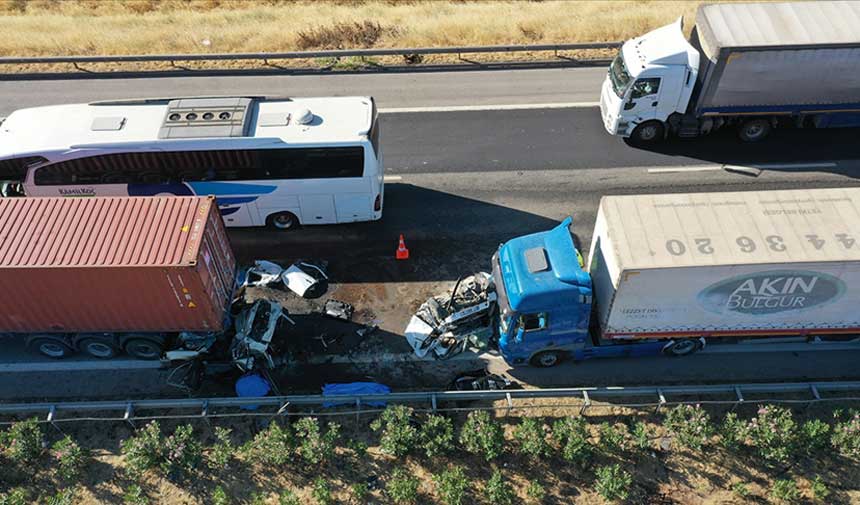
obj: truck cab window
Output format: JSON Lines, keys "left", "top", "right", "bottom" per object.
{"left": 630, "top": 78, "right": 661, "bottom": 99}
{"left": 520, "top": 313, "right": 549, "bottom": 332}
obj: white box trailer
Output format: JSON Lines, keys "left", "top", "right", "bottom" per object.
{"left": 588, "top": 188, "right": 860, "bottom": 339}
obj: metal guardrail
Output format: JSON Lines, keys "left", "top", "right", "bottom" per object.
{"left": 0, "top": 42, "right": 621, "bottom": 67}
{"left": 2, "top": 381, "right": 859, "bottom": 426}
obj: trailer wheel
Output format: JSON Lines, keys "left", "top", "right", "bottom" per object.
{"left": 77, "top": 337, "right": 121, "bottom": 359}
{"left": 737, "top": 119, "right": 771, "bottom": 142}
{"left": 29, "top": 337, "right": 74, "bottom": 359}
{"left": 630, "top": 121, "right": 665, "bottom": 143}
{"left": 530, "top": 350, "right": 563, "bottom": 367}
{"left": 663, "top": 339, "right": 701, "bottom": 357}
{"left": 123, "top": 338, "right": 163, "bottom": 360}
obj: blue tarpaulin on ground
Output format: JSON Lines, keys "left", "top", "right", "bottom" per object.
{"left": 235, "top": 373, "right": 271, "bottom": 411}
{"left": 322, "top": 382, "right": 391, "bottom": 408}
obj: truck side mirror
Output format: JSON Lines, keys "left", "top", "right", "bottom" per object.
{"left": 623, "top": 100, "right": 636, "bottom": 110}
{"left": 515, "top": 327, "right": 524, "bottom": 343}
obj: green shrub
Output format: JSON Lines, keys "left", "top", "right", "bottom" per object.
{"left": 419, "top": 414, "right": 455, "bottom": 458}
{"left": 719, "top": 412, "right": 748, "bottom": 451}
{"left": 598, "top": 422, "right": 626, "bottom": 453}
{"left": 387, "top": 468, "right": 420, "bottom": 504}
{"left": 731, "top": 482, "right": 749, "bottom": 499}
{"left": 631, "top": 420, "right": 651, "bottom": 451}
{"left": 312, "top": 477, "right": 334, "bottom": 505}
{"left": 44, "top": 489, "right": 75, "bottom": 505}
{"left": 770, "top": 479, "right": 800, "bottom": 504}
{"left": 525, "top": 480, "right": 546, "bottom": 503}
{"left": 122, "top": 484, "right": 149, "bottom": 505}
{"left": 801, "top": 419, "right": 831, "bottom": 454}
{"left": 370, "top": 405, "right": 418, "bottom": 457}
{"left": 243, "top": 421, "right": 294, "bottom": 466}
{"left": 831, "top": 409, "right": 860, "bottom": 458}
{"left": 347, "top": 438, "right": 368, "bottom": 459}
{"left": 211, "top": 486, "right": 230, "bottom": 505}
{"left": 207, "top": 427, "right": 234, "bottom": 471}
{"left": 748, "top": 406, "right": 799, "bottom": 464}
{"left": 513, "top": 417, "right": 551, "bottom": 459}
{"left": 433, "top": 466, "right": 469, "bottom": 505}
{"left": 459, "top": 411, "right": 504, "bottom": 461}
{"left": 294, "top": 417, "right": 341, "bottom": 467}
{"left": 664, "top": 404, "right": 714, "bottom": 451}
{"left": 278, "top": 488, "right": 301, "bottom": 505}
{"left": 121, "top": 421, "right": 164, "bottom": 477}
{"left": 350, "top": 482, "right": 370, "bottom": 504}
{"left": 160, "top": 424, "right": 202, "bottom": 479}
{"left": 595, "top": 464, "right": 632, "bottom": 502}
{"left": 552, "top": 416, "right": 592, "bottom": 466}
{"left": 249, "top": 492, "right": 267, "bottom": 505}
{"left": 484, "top": 470, "right": 514, "bottom": 505}
{"left": 51, "top": 435, "right": 88, "bottom": 481}
{"left": 2, "top": 418, "right": 43, "bottom": 465}
{"left": 0, "top": 488, "right": 29, "bottom": 505}
{"left": 810, "top": 475, "right": 830, "bottom": 503}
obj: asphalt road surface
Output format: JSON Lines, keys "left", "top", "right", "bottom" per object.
{"left": 1, "top": 68, "right": 859, "bottom": 400}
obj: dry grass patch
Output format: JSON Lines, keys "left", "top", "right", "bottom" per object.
{"left": 0, "top": 0, "right": 718, "bottom": 58}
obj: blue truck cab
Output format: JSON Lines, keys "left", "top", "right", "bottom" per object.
{"left": 493, "top": 217, "right": 665, "bottom": 367}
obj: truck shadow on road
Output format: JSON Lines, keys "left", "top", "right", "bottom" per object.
{"left": 629, "top": 127, "right": 860, "bottom": 175}
{"left": 228, "top": 183, "right": 560, "bottom": 282}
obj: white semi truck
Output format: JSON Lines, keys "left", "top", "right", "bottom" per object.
{"left": 600, "top": 1, "right": 860, "bottom": 143}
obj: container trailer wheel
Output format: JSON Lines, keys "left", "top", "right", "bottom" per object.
{"left": 663, "top": 338, "right": 703, "bottom": 357}
{"left": 77, "top": 337, "right": 121, "bottom": 359}
{"left": 123, "top": 338, "right": 164, "bottom": 360}
{"left": 737, "top": 118, "right": 771, "bottom": 142}
{"left": 28, "top": 337, "right": 74, "bottom": 359}
{"left": 530, "top": 350, "right": 563, "bottom": 367}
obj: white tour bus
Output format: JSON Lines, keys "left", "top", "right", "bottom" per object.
{"left": 0, "top": 95, "right": 383, "bottom": 229}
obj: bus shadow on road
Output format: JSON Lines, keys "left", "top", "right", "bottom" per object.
{"left": 629, "top": 127, "right": 860, "bottom": 175}
{"left": 227, "top": 183, "right": 561, "bottom": 283}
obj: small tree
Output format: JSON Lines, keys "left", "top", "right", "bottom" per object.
{"left": 44, "top": 489, "right": 76, "bottom": 505}
{"left": 294, "top": 417, "right": 341, "bottom": 467}
{"left": 484, "top": 470, "right": 515, "bottom": 505}
{"left": 207, "top": 427, "right": 235, "bottom": 471}
{"left": 370, "top": 405, "right": 418, "bottom": 457}
{"left": 748, "top": 405, "right": 799, "bottom": 464}
{"left": 664, "top": 404, "right": 714, "bottom": 451}
{"left": 243, "top": 421, "right": 294, "bottom": 466}
{"left": 513, "top": 417, "right": 551, "bottom": 459}
{"left": 810, "top": 476, "right": 830, "bottom": 503}
{"left": 630, "top": 420, "right": 652, "bottom": 451}
{"left": 350, "top": 482, "right": 370, "bottom": 504}
{"left": 211, "top": 486, "right": 230, "bottom": 505}
{"left": 459, "top": 411, "right": 504, "bottom": 461}
{"left": 312, "top": 477, "right": 334, "bottom": 505}
{"left": 122, "top": 484, "right": 149, "bottom": 505}
{"left": 597, "top": 422, "right": 626, "bottom": 453}
{"left": 718, "top": 412, "right": 748, "bottom": 451}
{"left": 387, "top": 468, "right": 420, "bottom": 504}
{"left": 552, "top": 416, "right": 592, "bottom": 466}
{"left": 2, "top": 418, "right": 43, "bottom": 466}
{"left": 278, "top": 488, "right": 301, "bottom": 505}
{"left": 433, "top": 466, "right": 469, "bottom": 505}
{"left": 161, "top": 424, "right": 202, "bottom": 479}
{"left": 0, "top": 488, "right": 30, "bottom": 505}
{"left": 595, "top": 464, "right": 632, "bottom": 502}
{"left": 419, "top": 414, "right": 455, "bottom": 458}
{"left": 52, "top": 435, "right": 88, "bottom": 482}
{"left": 800, "top": 419, "right": 831, "bottom": 454}
{"left": 831, "top": 409, "right": 860, "bottom": 458}
{"left": 526, "top": 480, "right": 546, "bottom": 504}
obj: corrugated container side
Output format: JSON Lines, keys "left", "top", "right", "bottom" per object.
{"left": 604, "top": 262, "right": 860, "bottom": 338}
{"left": 0, "top": 196, "right": 236, "bottom": 334}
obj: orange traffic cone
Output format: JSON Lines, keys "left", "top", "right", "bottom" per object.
{"left": 396, "top": 234, "right": 410, "bottom": 260}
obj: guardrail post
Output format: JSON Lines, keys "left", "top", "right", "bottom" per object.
{"left": 355, "top": 398, "right": 361, "bottom": 425}
{"left": 504, "top": 392, "right": 513, "bottom": 417}
{"left": 808, "top": 385, "right": 821, "bottom": 410}
{"left": 580, "top": 390, "right": 591, "bottom": 416}
{"left": 656, "top": 389, "right": 667, "bottom": 414}
{"left": 201, "top": 400, "right": 210, "bottom": 426}
{"left": 431, "top": 393, "right": 437, "bottom": 414}
{"left": 731, "top": 386, "right": 745, "bottom": 412}
{"left": 123, "top": 403, "right": 135, "bottom": 428}
{"left": 46, "top": 405, "right": 57, "bottom": 430}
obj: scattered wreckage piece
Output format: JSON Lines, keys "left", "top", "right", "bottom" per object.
{"left": 241, "top": 259, "right": 330, "bottom": 299}
{"left": 405, "top": 272, "right": 498, "bottom": 359}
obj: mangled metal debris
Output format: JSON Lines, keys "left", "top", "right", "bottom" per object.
{"left": 241, "top": 259, "right": 329, "bottom": 299}
{"left": 405, "top": 272, "right": 497, "bottom": 359}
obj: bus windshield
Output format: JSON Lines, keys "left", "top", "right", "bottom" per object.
{"left": 609, "top": 51, "right": 633, "bottom": 98}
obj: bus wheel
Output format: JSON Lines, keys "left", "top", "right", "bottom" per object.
{"left": 29, "top": 337, "right": 74, "bottom": 359}
{"left": 530, "top": 350, "right": 563, "bottom": 367}
{"left": 663, "top": 339, "right": 702, "bottom": 357}
{"left": 267, "top": 212, "right": 298, "bottom": 231}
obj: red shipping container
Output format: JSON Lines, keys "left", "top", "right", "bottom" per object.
{"left": 0, "top": 196, "right": 236, "bottom": 333}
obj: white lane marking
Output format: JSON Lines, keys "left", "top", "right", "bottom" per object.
{"left": 0, "top": 360, "right": 163, "bottom": 373}
{"left": 379, "top": 102, "right": 599, "bottom": 114}
{"left": 701, "top": 341, "right": 860, "bottom": 354}
{"left": 646, "top": 165, "right": 722, "bottom": 174}
{"left": 383, "top": 175, "right": 403, "bottom": 181}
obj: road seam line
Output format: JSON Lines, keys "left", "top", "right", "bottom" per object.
{"left": 379, "top": 102, "right": 599, "bottom": 113}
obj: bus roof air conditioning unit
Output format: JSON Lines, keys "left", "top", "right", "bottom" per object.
{"left": 159, "top": 97, "right": 254, "bottom": 139}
